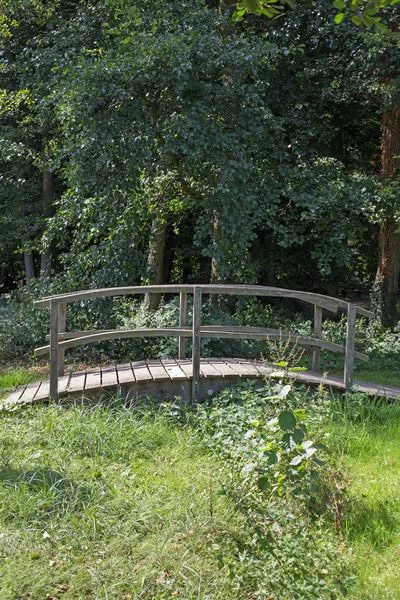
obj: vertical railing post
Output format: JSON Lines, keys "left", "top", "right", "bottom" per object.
{"left": 344, "top": 303, "right": 357, "bottom": 392}
{"left": 191, "top": 286, "right": 202, "bottom": 404}
{"left": 50, "top": 299, "right": 59, "bottom": 402}
{"left": 58, "top": 302, "right": 66, "bottom": 376}
{"left": 312, "top": 305, "right": 322, "bottom": 373}
{"left": 178, "top": 292, "right": 187, "bottom": 360}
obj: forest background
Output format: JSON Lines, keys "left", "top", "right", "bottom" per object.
{"left": 0, "top": 0, "right": 399, "bottom": 337}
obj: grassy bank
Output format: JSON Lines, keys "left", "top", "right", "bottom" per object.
{"left": 0, "top": 384, "right": 350, "bottom": 599}
{"left": 0, "top": 401, "right": 246, "bottom": 599}
{"left": 1, "top": 365, "right": 400, "bottom": 599}
{"left": 328, "top": 396, "right": 400, "bottom": 600}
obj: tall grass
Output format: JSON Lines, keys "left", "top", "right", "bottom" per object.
{"left": 0, "top": 399, "right": 246, "bottom": 599}
{"left": 328, "top": 395, "right": 400, "bottom": 600}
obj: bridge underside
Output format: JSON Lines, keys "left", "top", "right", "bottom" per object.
{"left": 3, "top": 358, "right": 400, "bottom": 407}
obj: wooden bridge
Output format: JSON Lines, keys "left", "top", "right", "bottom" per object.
{"left": 5, "top": 284, "right": 400, "bottom": 405}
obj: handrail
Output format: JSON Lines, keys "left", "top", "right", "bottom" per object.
{"left": 33, "top": 284, "right": 373, "bottom": 317}
{"left": 33, "top": 284, "right": 373, "bottom": 401}
{"left": 35, "top": 326, "right": 369, "bottom": 362}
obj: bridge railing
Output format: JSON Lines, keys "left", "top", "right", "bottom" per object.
{"left": 34, "top": 284, "right": 373, "bottom": 402}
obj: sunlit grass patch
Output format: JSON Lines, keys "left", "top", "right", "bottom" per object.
{"left": 328, "top": 396, "right": 400, "bottom": 600}
{"left": 0, "top": 401, "right": 245, "bottom": 599}
{"left": 0, "top": 366, "right": 41, "bottom": 399}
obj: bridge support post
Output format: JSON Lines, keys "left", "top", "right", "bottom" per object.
{"left": 179, "top": 292, "right": 187, "bottom": 360}
{"left": 50, "top": 299, "right": 59, "bottom": 402}
{"left": 344, "top": 303, "right": 357, "bottom": 392}
{"left": 312, "top": 305, "right": 322, "bottom": 373}
{"left": 58, "top": 302, "right": 66, "bottom": 376}
{"left": 192, "top": 287, "right": 202, "bottom": 404}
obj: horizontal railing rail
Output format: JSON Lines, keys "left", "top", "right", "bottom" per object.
{"left": 33, "top": 284, "right": 373, "bottom": 402}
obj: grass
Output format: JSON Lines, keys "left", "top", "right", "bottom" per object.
{"left": 328, "top": 396, "right": 400, "bottom": 600}
{"left": 2, "top": 359, "right": 400, "bottom": 598}
{"left": 0, "top": 366, "right": 44, "bottom": 399}
{"left": 353, "top": 369, "right": 400, "bottom": 388}
{"left": 0, "top": 400, "right": 247, "bottom": 599}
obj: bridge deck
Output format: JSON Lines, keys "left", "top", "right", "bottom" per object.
{"left": 3, "top": 358, "right": 400, "bottom": 407}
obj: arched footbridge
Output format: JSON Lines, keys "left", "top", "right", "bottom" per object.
{"left": 5, "top": 285, "right": 400, "bottom": 406}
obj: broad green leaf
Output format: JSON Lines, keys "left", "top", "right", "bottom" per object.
{"left": 292, "top": 427, "right": 305, "bottom": 443}
{"left": 333, "top": 0, "right": 346, "bottom": 8}
{"left": 278, "top": 410, "right": 296, "bottom": 431}
{"left": 351, "top": 14, "right": 363, "bottom": 25}
{"left": 257, "top": 476, "right": 270, "bottom": 491}
{"left": 289, "top": 454, "right": 304, "bottom": 466}
{"left": 277, "top": 384, "right": 292, "bottom": 399}
{"left": 265, "top": 451, "right": 279, "bottom": 465}
{"left": 242, "top": 0, "right": 260, "bottom": 12}
{"left": 334, "top": 12, "right": 346, "bottom": 23}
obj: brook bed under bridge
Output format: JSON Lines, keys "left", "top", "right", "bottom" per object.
{"left": 6, "top": 284, "right": 400, "bottom": 405}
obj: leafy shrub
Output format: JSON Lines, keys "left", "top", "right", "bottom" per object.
{"left": 194, "top": 381, "right": 353, "bottom": 599}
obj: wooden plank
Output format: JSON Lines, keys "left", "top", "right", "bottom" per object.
{"left": 19, "top": 381, "right": 42, "bottom": 402}
{"left": 37, "top": 379, "right": 50, "bottom": 400}
{"left": 161, "top": 359, "right": 188, "bottom": 380}
{"left": 249, "top": 362, "right": 275, "bottom": 377}
{"left": 85, "top": 369, "right": 102, "bottom": 390}
{"left": 223, "top": 358, "right": 260, "bottom": 377}
{"left": 178, "top": 360, "right": 193, "bottom": 378}
{"left": 36, "top": 323, "right": 368, "bottom": 363}
{"left": 199, "top": 360, "right": 220, "bottom": 378}
{"left": 344, "top": 304, "right": 357, "bottom": 391}
{"left": 67, "top": 371, "right": 86, "bottom": 393}
{"left": 312, "top": 305, "right": 322, "bottom": 373}
{"left": 4, "top": 386, "right": 26, "bottom": 404}
{"left": 230, "top": 359, "right": 264, "bottom": 377}
{"left": 192, "top": 287, "right": 202, "bottom": 403}
{"left": 132, "top": 362, "right": 152, "bottom": 382}
{"left": 101, "top": 366, "right": 118, "bottom": 388}
{"left": 117, "top": 363, "right": 135, "bottom": 385}
{"left": 146, "top": 360, "right": 170, "bottom": 381}
{"left": 58, "top": 373, "right": 71, "bottom": 394}
{"left": 209, "top": 358, "right": 238, "bottom": 378}
{"left": 179, "top": 292, "right": 188, "bottom": 360}
{"left": 34, "top": 285, "right": 197, "bottom": 308}
{"left": 34, "top": 284, "right": 373, "bottom": 320}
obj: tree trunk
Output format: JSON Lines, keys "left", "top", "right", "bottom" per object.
{"left": 40, "top": 167, "right": 55, "bottom": 277}
{"left": 24, "top": 253, "right": 36, "bottom": 280}
{"left": 372, "top": 105, "right": 400, "bottom": 327}
{"left": 162, "top": 225, "right": 174, "bottom": 284}
{"left": 144, "top": 216, "right": 168, "bottom": 310}
{"left": 372, "top": 218, "right": 400, "bottom": 327}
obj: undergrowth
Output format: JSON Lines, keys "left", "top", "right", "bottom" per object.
{"left": 0, "top": 381, "right": 354, "bottom": 599}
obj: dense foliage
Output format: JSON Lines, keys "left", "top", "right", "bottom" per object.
{"left": 0, "top": 0, "right": 399, "bottom": 322}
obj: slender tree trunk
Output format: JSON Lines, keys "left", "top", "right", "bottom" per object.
{"left": 40, "top": 167, "right": 55, "bottom": 277}
{"left": 162, "top": 225, "right": 174, "bottom": 284}
{"left": 144, "top": 216, "right": 168, "bottom": 310}
{"left": 24, "top": 253, "right": 36, "bottom": 280}
{"left": 372, "top": 105, "right": 400, "bottom": 327}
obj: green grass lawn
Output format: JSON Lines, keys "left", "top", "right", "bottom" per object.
{"left": 329, "top": 398, "right": 400, "bottom": 600}
{"left": 0, "top": 401, "right": 248, "bottom": 599}
{"left": 354, "top": 369, "right": 400, "bottom": 388}
{"left": 2, "top": 362, "right": 400, "bottom": 599}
